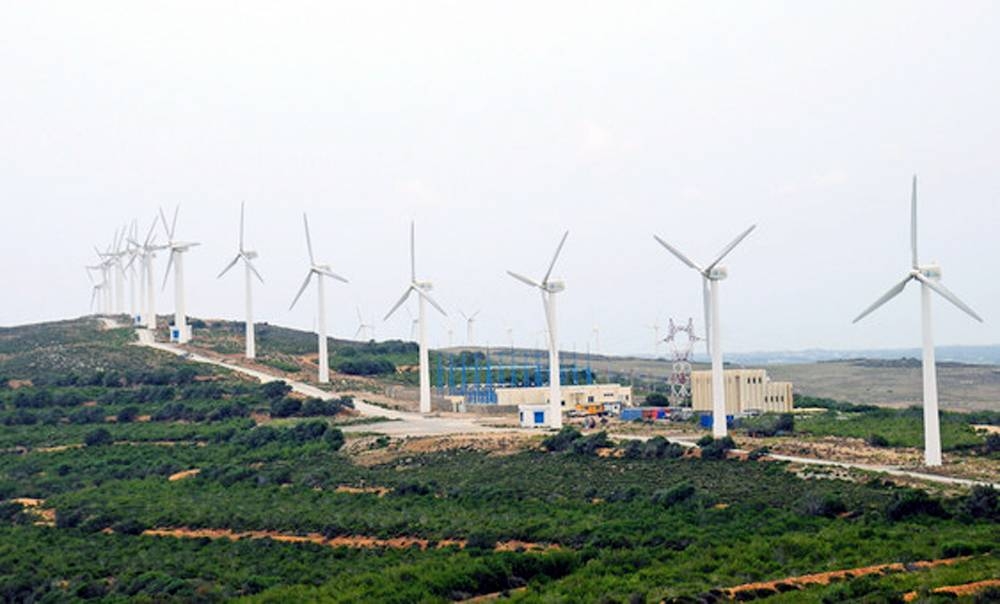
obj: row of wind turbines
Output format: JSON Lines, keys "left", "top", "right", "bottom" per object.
{"left": 85, "top": 176, "right": 983, "bottom": 466}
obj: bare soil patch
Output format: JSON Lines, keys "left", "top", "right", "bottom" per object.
{"left": 723, "top": 556, "right": 969, "bottom": 600}
{"left": 167, "top": 468, "right": 201, "bottom": 482}
{"left": 352, "top": 433, "right": 538, "bottom": 467}
{"left": 142, "top": 527, "right": 556, "bottom": 553}
{"left": 903, "top": 579, "right": 1000, "bottom": 601}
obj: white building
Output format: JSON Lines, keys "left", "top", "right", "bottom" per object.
{"left": 518, "top": 404, "right": 551, "bottom": 428}
{"left": 691, "top": 369, "right": 793, "bottom": 414}
{"left": 496, "top": 383, "right": 633, "bottom": 410}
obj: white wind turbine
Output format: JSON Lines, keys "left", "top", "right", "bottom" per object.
{"left": 355, "top": 307, "right": 375, "bottom": 341}
{"left": 654, "top": 224, "right": 756, "bottom": 438}
{"left": 459, "top": 309, "right": 481, "bottom": 346}
{"left": 853, "top": 176, "right": 983, "bottom": 467}
{"left": 289, "top": 213, "right": 348, "bottom": 384}
{"left": 159, "top": 206, "right": 200, "bottom": 343}
{"left": 647, "top": 320, "right": 661, "bottom": 356}
{"left": 218, "top": 202, "right": 265, "bottom": 359}
{"left": 129, "top": 218, "right": 162, "bottom": 330}
{"left": 507, "top": 231, "right": 569, "bottom": 429}
{"left": 384, "top": 221, "right": 447, "bottom": 414}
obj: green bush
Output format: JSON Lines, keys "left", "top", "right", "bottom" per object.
{"left": 651, "top": 482, "right": 695, "bottom": 507}
{"left": 866, "top": 434, "right": 890, "bottom": 448}
{"left": 699, "top": 436, "right": 736, "bottom": 460}
{"left": 84, "top": 428, "right": 113, "bottom": 447}
{"left": 885, "top": 490, "right": 948, "bottom": 522}
{"left": 542, "top": 427, "right": 582, "bottom": 452}
{"left": 962, "top": 486, "right": 998, "bottom": 520}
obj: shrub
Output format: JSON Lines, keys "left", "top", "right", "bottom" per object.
{"left": 645, "top": 392, "right": 669, "bottom": 406}
{"left": 572, "top": 431, "right": 613, "bottom": 456}
{"left": 885, "top": 490, "right": 948, "bottom": 522}
{"left": 542, "top": 427, "right": 582, "bottom": 452}
{"left": 747, "top": 447, "right": 770, "bottom": 461}
{"left": 699, "top": 436, "right": 736, "bottom": 460}
{"left": 651, "top": 482, "right": 695, "bottom": 507}
{"left": 985, "top": 434, "right": 1000, "bottom": 455}
{"left": 800, "top": 493, "right": 848, "bottom": 518}
{"left": 84, "top": 428, "right": 113, "bottom": 447}
{"left": 866, "top": 434, "right": 890, "bottom": 448}
{"left": 271, "top": 397, "right": 302, "bottom": 418}
{"left": 260, "top": 381, "right": 292, "bottom": 400}
{"left": 961, "top": 485, "right": 998, "bottom": 520}
{"left": 116, "top": 406, "right": 139, "bottom": 423}
{"left": 324, "top": 428, "right": 345, "bottom": 451}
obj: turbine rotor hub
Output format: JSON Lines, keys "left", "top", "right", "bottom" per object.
{"left": 917, "top": 264, "right": 942, "bottom": 280}
{"left": 707, "top": 266, "right": 728, "bottom": 280}
{"left": 544, "top": 281, "right": 565, "bottom": 293}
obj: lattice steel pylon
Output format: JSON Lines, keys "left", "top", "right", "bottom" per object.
{"left": 664, "top": 318, "right": 701, "bottom": 406}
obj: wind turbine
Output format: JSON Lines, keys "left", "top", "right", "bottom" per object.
{"left": 384, "top": 221, "right": 447, "bottom": 414}
{"left": 354, "top": 307, "right": 375, "bottom": 341}
{"left": 128, "top": 217, "right": 162, "bottom": 330}
{"left": 507, "top": 231, "right": 569, "bottom": 429}
{"left": 218, "top": 202, "right": 264, "bottom": 359}
{"left": 654, "top": 224, "right": 756, "bottom": 438}
{"left": 459, "top": 309, "right": 481, "bottom": 346}
{"left": 405, "top": 306, "right": 420, "bottom": 340}
{"left": 159, "top": 206, "right": 200, "bottom": 343}
{"left": 289, "top": 213, "right": 348, "bottom": 384}
{"left": 853, "top": 176, "right": 983, "bottom": 467}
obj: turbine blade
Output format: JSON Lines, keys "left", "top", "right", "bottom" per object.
{"left": 507, "top": 270, "right": 540, "bottom": 289}
{"left": 289, "top": 271, "right": 314, "bottom": 310}
{"left": 472, "top": 309, "right": 481, "bottom": 319}
{"left": 217, "top": 255, "right": 240, "bottom": 279}
{"left": 410, "top": 221, "right": 416, "bottom": 282}
{"left": 354, "top": 325, "right": 364, "bottom": 338}
{"left": 542, "top": 230, "right": 569, "bottom": 285}
{"left": 702, "top": 276, "right": 712, "bottom": 356}
{"left": 159, "top": 207, "right": 170, "bottom": 238}
{"left": 459, "top": 309, "right": 468, "bottom": 320}
{"left": 653, "top": 235, "right": 702, "bottom": 272}
{"left": 246, "top": 258, "right": 264, "bottom": 284}
{"left": 706, "top": 224, "right": 757, "bottom": 272}
{"left": 853, "top": 275, "right": 914, "bottom": 323}
{"left": 416, "top": 287, "right": 447, "bottom": 317}
{"left": 170, "top": 205, "right": 179, "bottom": 239}
{"left": 161, "top": 251, "right": 175, "bottom": 291}
{"left": 914, "top": 273, "right": 984, "bottom": 323}
{"left": 911, "top": 175, "right": 918, "bottom": 268}
{"left": 90, "top": 286, "right": 99, "bottom": 310}
{"left": 319, "top": 268, "right": 349, "bottom": 283}
{"left": 239, "top": 201, "right": 246, "bottom": 252}
{"left": 144, "top": 217, "right": 157, "bottom": 246}
{"left": 356, "top": 306, "right": 363, "bottom": 323}
{"left": 303, "top": 213, "right": 315, "bottom": 265}
{"left": 384, "top": 287, "right": 414, "bottom": 321}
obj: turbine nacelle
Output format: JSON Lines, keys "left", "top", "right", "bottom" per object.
{"left": 917, "top": 264, "right": 941, "bottom": 280}
{"left": 543, "top": 281, "right": 565, "bottom": 294}
{"left": 707, "top": 266, "right": 728, "bottom": 280}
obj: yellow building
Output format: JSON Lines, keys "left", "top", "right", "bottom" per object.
{"left": 690, "top": 369, "right": 793, "bottom": 414}
{"left": 495, "top": 383, "right": 632, "bottom": 410}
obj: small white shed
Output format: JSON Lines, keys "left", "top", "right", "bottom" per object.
{"left": 518, "top": 404, "right": 550, "bottom": 428}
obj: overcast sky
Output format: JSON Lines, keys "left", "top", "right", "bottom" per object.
{"left": 1, "top": 1, "right": 998, "bottom": 355}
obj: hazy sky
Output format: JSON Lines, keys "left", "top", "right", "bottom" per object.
{"left": 2, "top": 1, "right": 998, "bottom": 355}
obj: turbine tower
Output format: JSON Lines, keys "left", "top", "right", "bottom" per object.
{"left": 853, "top": 175, "right": 983, "bottom": 467}
{"left": 507, "top": 231, "right": 569, "bottom": 429}
{"left": 218, "top": 202, "right": 264, "bottom": 359}
{"left": 355, "top": 307, "right": 375, "bottom": 341}
{"left": 654, "top": 224, "right": 755, "bottom": 438}
{"left": 289, "top": 213, "right": 348, "bottom": 384}
{"left": 159, "top": 206, "right": 200, "bottom": 343}
{"left": 459, "top": 309, "right": 481, "bottom": 346}
{"left": 384, "top": 221, "right": 447, "bottom": 414}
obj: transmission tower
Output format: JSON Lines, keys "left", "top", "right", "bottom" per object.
{"left": 663, "top": 318, "right": 701, "bottom": 406}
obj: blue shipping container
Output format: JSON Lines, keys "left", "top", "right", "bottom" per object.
{"left": 620, "top": 408, "right": 643, "bottom": 421}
